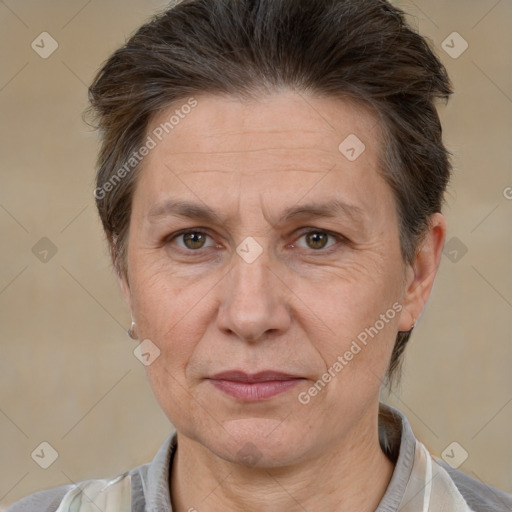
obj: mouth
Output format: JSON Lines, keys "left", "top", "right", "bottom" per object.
{"left": 207, "top": 370, "right": 305, "bottom": 402}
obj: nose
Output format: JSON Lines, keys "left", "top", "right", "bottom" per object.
{"left": 216, "top": 251, "right": 292, "bottom": 343}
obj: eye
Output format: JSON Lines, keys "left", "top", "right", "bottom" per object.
{"left": 166, "top": 228, "right": 347, "bottom": 254}
{"left": 170, "top": 230, "right": 216, "bottom": 250}
{"left": 293, "top": 229, "right": 343, "bottom": 251}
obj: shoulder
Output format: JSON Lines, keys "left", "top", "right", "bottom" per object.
{"left": 5, "top": 433, "right": 174, "bottom": 512}
{"left": 4, "top": 484, "right": 73, "bottom": 512}
{"left": 5, "top": 464, "right": 149, "bottom": 512}
{"left": 435, "top": 458, "right": 512, "bottom": 512}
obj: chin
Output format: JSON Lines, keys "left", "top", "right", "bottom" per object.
{"left": 201, "top": 417, "right": 312, "bottom": 468}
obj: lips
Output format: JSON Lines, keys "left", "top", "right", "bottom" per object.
{"left": 210, "top": 370, "right": 302, "bottom": 382}
{"left": 208, "top": 370, "right": 305, "bottom": 401}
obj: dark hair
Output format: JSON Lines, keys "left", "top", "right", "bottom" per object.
{"left": 87, "top": 0, "right": 453, "bottom": 385}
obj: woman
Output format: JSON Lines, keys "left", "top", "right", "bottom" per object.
{"left": 7, "top": 0, "right": 512, "bottom": 510}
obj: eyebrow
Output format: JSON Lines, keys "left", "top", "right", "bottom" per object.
{"left": 147, "top": 198, "right": 366, "bottom": 227}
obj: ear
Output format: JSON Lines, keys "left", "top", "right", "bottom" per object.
{"left": 116, "top": 269, "right": 133, "bottom": 315}
{"left": 398, "top": 212, "right": 447, "bottom": 331}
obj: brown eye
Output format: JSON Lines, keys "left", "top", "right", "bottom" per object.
{"left": 182, "top": 232, "right": 207, "bottom": 249}
{"left": 169, "top": 230, "right": 215, "bottom": 251}
{"left": 295, "top": 230, "right": 338, "bottom": 251}
{"left": 305, "top": 232, "right": 329, "bottom": 250}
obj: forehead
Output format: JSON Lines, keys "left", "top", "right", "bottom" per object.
{"left": 148, "top": 91, "right": 380, "bottom": 157}
{"left": 132, "top": 91, "right": 392, "bottom": 226}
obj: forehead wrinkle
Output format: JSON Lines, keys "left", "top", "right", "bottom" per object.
{"left": 200, "top": 127, "right": 328, "bottom": 135}
{"left": 158, "top": 147, "right": 336, "bottom": 156}
{"left": 175, "top": 168, "right": 331, "bottom": 177}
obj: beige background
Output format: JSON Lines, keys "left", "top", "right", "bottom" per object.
{"left": 0, "top": 0, "right": 511, "bottom": 508}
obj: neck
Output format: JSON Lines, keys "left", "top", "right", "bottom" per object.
{"left": 170, "top": 404, "right": 394, "bottom": 512}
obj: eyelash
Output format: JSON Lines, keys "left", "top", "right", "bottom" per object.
{"left": 166, "top": 228, "right": 348, "bottom": 255}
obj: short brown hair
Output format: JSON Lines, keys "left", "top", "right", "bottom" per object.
{"left": 87, "top": 0, "right": 453, "bottom": 384}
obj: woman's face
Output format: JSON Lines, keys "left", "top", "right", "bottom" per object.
{"left": 121, "top": 91, "right": 420, "bottom": 466}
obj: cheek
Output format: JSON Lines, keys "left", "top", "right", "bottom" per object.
{"left": 300, "top": 256, "right": 402, "bottom": 333}
{"left": 130, "top": 260, "right": 191, "bottom": 332}
{"left": 129, "top": 269, "right": 193, "bottom": 365}
{"left": 143, "top": 357, "right": 208, "bottom": 436}
{"left": 304, "top": 263, "right": 403, "bottom": 383}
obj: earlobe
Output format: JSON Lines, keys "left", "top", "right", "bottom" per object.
{"left": 117, "top": 272, "right": 139, "bottom": 339}
{"left": 398, "top": 263, "right": 418, "bottom": 331}
{"left": 398, "top": 213, "right": 447, "bottom": 332}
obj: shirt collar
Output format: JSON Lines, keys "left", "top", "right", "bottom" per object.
{"left": 375, "top": 403, "right": 417, "bottom": 511}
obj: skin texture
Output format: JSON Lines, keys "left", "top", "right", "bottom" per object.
{"left": 118, "top": 90, "right": 446, "bottom": 511}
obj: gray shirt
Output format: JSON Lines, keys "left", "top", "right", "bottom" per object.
{"left": 6, "top": 404, "right": 512, "bottom": 511}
